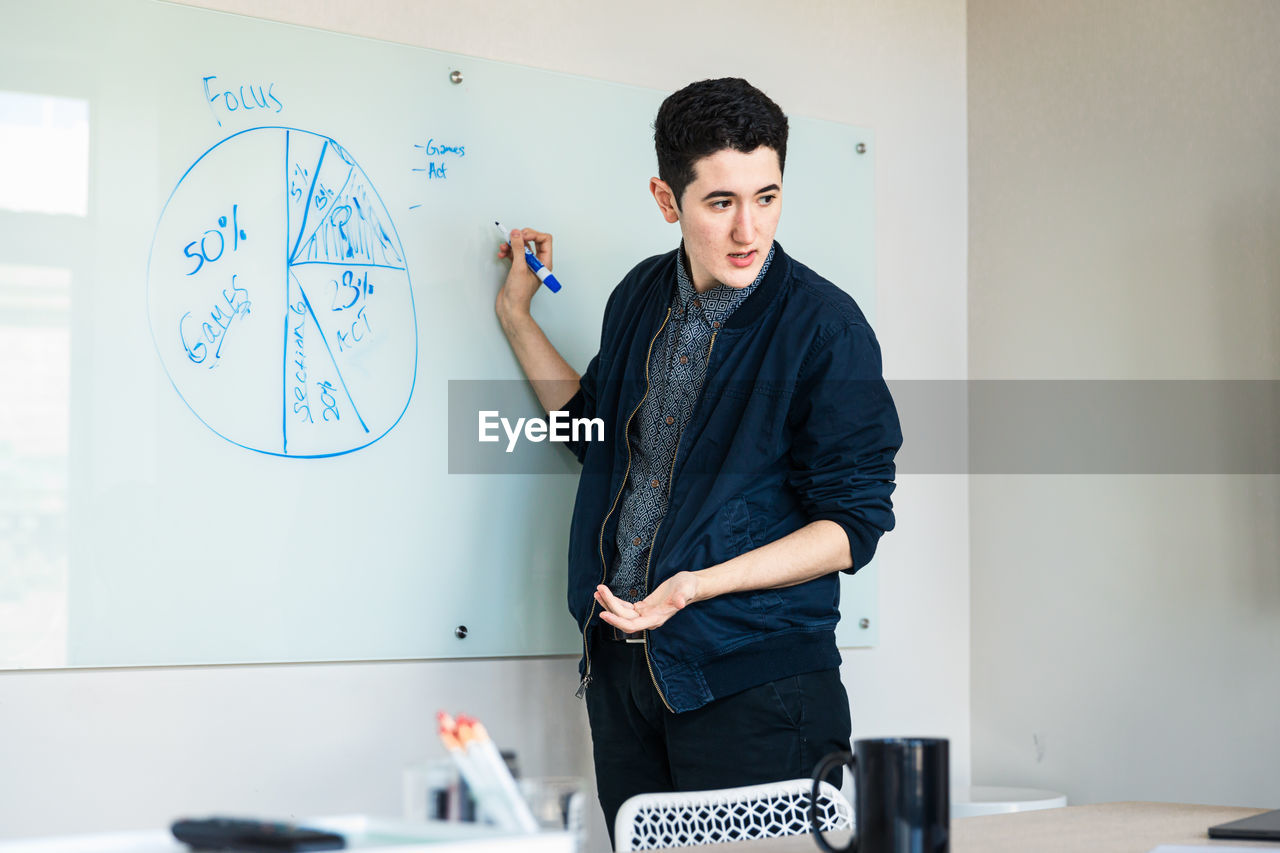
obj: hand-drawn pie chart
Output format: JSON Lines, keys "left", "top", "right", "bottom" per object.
{"left": 147, "top": 127, "right": 417, "bottom": 457}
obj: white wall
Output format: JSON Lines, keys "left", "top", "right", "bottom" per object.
{"left": 0, "top": 1, "right": 970, "bottom": 848}
{"left": 969, "top": 0, "right": 1280, "bottom": 807}
{"left": 0, "top": 660, "right": 586, "bottom": 829}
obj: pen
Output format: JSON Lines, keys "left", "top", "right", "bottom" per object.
{"left": 495, "top": 221, "right": 562, "bottom": 293}
{"left": 437, "top": 712, "right": 518, "bottom": 831}
{"left": 439, "top": 711, "right": 540, "bottom": 833}
{"left": 456, "top": 715, "right": 539, "bottom": 833}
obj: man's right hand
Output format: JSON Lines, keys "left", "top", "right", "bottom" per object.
{"left": 495, "top": 227, "right": 554, "bottom": 325}
{"left": 490, "top": 226, "right": 580, "bottom": 415}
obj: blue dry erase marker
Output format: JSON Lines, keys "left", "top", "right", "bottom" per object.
{"left": 495, "top": 221, "right": 562, "bottom": 293}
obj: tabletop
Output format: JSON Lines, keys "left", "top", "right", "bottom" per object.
{"left": 666, "top": 802, "right": 1274, "bottom": 853}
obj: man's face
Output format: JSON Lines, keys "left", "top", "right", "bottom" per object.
{"left": 654, "top": 146, "right": 783, "bottom": 292}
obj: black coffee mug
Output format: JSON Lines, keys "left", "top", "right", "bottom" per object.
{"left": 810, "top": 737, "right": 949, "bottom": 853}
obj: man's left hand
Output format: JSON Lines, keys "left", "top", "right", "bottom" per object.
{"left": 594, "top": 572, "right": 702, "bottom": 632}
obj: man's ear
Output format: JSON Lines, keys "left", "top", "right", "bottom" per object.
{"left": 649, "top": 178, "right": 681, "bottom": 224}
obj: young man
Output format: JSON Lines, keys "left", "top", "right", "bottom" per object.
{"left": 494, "top": 78, "right": 901, "bottom": 840}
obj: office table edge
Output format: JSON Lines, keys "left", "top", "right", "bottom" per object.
{"left": 660, "top": 801, "right": 1274, "bottom": 852}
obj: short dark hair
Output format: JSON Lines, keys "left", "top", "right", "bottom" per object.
{"left": 654, "top": 78, "right": 789, "bottom": 209}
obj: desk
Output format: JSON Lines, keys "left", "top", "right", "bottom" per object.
{"left": 668, "top": 803, "right": 1273, "bottom": 853}
{"left": 0, "top": 816, "right": 572, "bottom": 853}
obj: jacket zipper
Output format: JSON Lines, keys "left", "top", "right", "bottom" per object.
{"left": 640, "top": 328, "right": 718, "bottom": 714}
{"left": 577, "top": 307, "right": 673, "bottom": 699}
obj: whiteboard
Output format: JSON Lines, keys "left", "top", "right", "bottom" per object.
{"left": 0, "top": 0, "right": 879, "bottom": 668}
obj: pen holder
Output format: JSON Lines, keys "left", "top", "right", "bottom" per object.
{"left": 519, "top": 776, "right": 585, "bottom": 839}
{"left": 403, "top": 759, "right": 474, "bottom": 822}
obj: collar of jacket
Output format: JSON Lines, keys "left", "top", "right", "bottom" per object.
{"left": 722, "top": 240, "right": 790, "bottom": 330}
{"left": 658, "top": 241, "right": 792, "bottom": 332}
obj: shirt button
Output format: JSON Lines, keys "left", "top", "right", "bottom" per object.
{"left": 651, "top": 479, "right": 660, "bottom": 489}
{"left": 693, "top": 299, "right": 702, "bottom": 308}
{"left": 633, "top": 536, "right": 642, "bottom": 547}
{"left": 712, "top": 321, "right": 721, "bottom": 329}
{"left": 679, "top": 355, "right": 689, "bottom": 365}
{"left": 665, "top": 416, "right": 675, "bottom": 426}
{"left": 627, "top": 588, "right": 638, "bottom": 599}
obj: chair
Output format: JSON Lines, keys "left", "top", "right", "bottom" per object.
{"left": 613, "top": 779, "right": 853, "bottom": 851}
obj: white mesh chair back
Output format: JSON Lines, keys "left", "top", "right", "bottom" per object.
{"left": 613, "top": 778, "right": 852, "bottom": 851}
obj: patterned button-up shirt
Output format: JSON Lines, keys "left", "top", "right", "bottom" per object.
{"left": 607, "top": 243, "right": 776, "bottom": 601}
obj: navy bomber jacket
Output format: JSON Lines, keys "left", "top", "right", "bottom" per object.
{"left": 563, "top": 242, "right": 902, "bottom": 713}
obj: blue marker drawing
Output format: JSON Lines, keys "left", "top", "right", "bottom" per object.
{"left": 416, "top": 139, "right": 465, "bottom": 157}
{"left": 296, "top": 281, "right": 369, "bottom": 433}
{"left": 494, "top": 221, "right": 562, "bottom": 293}
{"left": 290, "top": 140, "right": 403, "bottom": 266}
{"left": 202, "top": 75, "right": 284, "bottom": 128}
{"left": 409, "top": 138, "right": 466, "bottom": 208}
{"left": 146, "top": 126, "right": 417, "bottom": 459}
{"left": 183, "top": 204, "right": 246, "bottom": 275}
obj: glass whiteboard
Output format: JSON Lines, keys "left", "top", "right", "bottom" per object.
{"left": 0, "top": 0, "right": 879, "bottom": 668}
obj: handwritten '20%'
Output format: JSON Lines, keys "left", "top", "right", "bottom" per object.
{"left": 286, "top": 271, "right": 373, "bottom": 426}
{"left": 288, "top": 299, "right": 342, "bottom": 425}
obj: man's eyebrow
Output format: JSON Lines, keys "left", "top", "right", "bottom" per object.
{"left": 700, "top": 184, "right": 782, "bottom": 202}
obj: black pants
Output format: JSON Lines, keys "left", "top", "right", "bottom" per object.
{"left": 584, "top": 634, "right": 852, "bottom": 846}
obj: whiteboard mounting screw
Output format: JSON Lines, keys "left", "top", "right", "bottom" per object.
{"left": 859, "top": 618, "right": 871, "bottom": 629}
{"left": 450, "top": 70, "right": 464, "bottom": 85}
{"left": 455, "top": 625, "right": 468, "bottom": 639}
{"left": 856, "top": 142, "right": 867, "bottom": 155}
